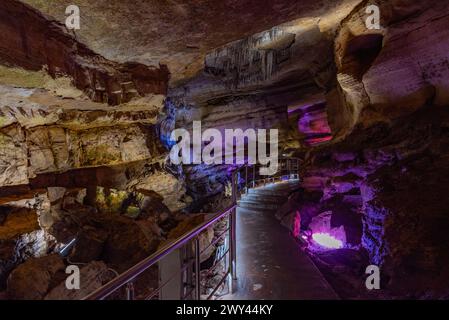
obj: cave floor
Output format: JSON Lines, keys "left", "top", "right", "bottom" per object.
{"left": 222, "top": 181, "right": 338, "bottom": 300}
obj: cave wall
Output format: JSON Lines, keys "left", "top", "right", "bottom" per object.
{"left": 0, "top": 0, "right": 169, "bottom": 105}
{"left": 291, "top": 0, "right": 449, "bottom": 298}
{"left": 0, "top": 85, "right": 177, "bottom": 202}
{"left": 332, "top": 0, "right": 449, "bottom": 138}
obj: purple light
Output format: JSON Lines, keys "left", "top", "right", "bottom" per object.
{"left": 312, "top": 233, "right": 343, "bottom": 249}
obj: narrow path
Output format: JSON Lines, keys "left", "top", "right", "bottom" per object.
{"left": 227, "top": 180, "right": 338, "bottom": 300}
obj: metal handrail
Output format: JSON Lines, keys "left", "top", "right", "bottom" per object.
{"left": 84, "top": 157, "right": 300, "bottom": 300}
{"left": 84, "top": 204, "right": 236, "bottom": 300}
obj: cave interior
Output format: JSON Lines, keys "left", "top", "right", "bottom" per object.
{"left": 1, "top": 0, "right": 449, "bottom": 300}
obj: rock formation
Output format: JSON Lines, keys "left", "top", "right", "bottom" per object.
{"left": 1, "top": 0, "right": 449, "bottom": 300}
{"left": 0, "top": 0, "right": 169, "bottom": 104}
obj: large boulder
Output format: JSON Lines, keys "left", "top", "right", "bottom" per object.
{"left": 135, "top": 171, "right": 189, "bottom": 212}
{"left": 98, "top": 214, "right": 160, "bottom": 272}
{"left": 69, "top": 226, "right": 108, "bottom": 263}
{"left": 45, "top": 261, "right": 113, "bottom": 300}
{"left": 0, "top": 206, "right": 39, "bottom": 240}
{"left": 6, "top": 254, "right": 65, "bottom": 300}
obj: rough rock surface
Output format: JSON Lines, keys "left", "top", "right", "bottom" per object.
{"left": 0, "top": 205, "right": 39, "bottom": 240}
{"left": 99, "top": 214, "right": 160, "bottom": 272}
{"left": 6, "top": 254, "right": 65, "bottom": 300}
{"left": 0, "top": 82, "right": 181, "bottom": 209}
{"left": 333, "top": 0, "right": 449, "bottom": 138}
{"left": 294, "top": 106, "right": 449, "bottom": 298}
{"left": 0, "top": 200, "right": 57, "bottom": 290}
{"left": 44, "top": 261, "right": 113, "bottom": 300}
{"left": 0, "top": 0, "right": 169, "bottom": 104}
{"left": 22, "top": 0, "right": 361, "bottom": 84}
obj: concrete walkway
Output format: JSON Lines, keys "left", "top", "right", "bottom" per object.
{"left": 226, "top": 180, "right": 338, "bottom": 300}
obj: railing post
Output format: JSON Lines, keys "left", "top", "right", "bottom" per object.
{"left": 245, "top": 165, "right": 248, "bottom": 193}
{"left": 229, "top": 207, "right": 237, "bottom": 283}
{"left": 252, "top": 165, "right": 256, "bottom": 188}
{"left": 297, "top": 158, "right": 300, "bottom": 179}
{"left": 194, "top": 238, "right": 201, "bottom": 300}
{"left": 126, "top": 281, "right": 135, "bottom": 300}
{"left": 229, "top": 172, "right": 237, "bottom": 291}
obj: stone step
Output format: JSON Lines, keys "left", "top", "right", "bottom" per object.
{"left": 239, "top": 198, "right": 287, "bottom": 207}
{"left": 238, "top": 199, "right": 279, "bottom": 210}
{"left": 265, "top": 182, "right": 301, "bottom": 190}
{"left": 237, "top": 205, "right": 275, "bottom": 214}
{"left": 264, "top": 187, "right": 299, "bottom": 194}
{"left": 238, "top": 179, "right": 300, "bottom": 212}
{"left": 240, "top": 193, "right": 287, "bottom": 203}
{"left": 248, "top": 188, "right": 292, "bottom": 196}
{"left": 262, "top": 186, "right": 300, "bottom": 195}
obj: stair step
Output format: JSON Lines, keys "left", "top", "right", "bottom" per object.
{"left": 240, "top": 194, "right": 286, "bottom": 203}
{"left": 260, "top": 185, "right": 300, "bottom": 193}
{"left": 265, "top": 182, "right": 301, "bottom": 190}
{"left": 238, "top": 200, "right": 279, "bottom": 210}
{"left": 237, "top": 205, "right": 275, "bottom": 213}
{"left": 238, "top": 178, "right": 301, "bottom": 212}
{"left": 240, "top": 197, "right": 286, "bottom": 205}
{"left": 248, "top": 188, "right": 291, "bottom": 196}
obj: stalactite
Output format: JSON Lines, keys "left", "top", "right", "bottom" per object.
{"left": 204, "top": 26, "right": 293, "bottom": 88}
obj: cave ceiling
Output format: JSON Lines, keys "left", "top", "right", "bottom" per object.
{"left": 22, "top": 0, "right": 361, "bottom": 85}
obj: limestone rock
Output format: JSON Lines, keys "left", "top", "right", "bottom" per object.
{"left": 0, "top": 206, "right": 39, "bottom": 240}
{"left": 21, "top": 0, "right": 359, "bottom": 84}
{"left": 69, "top": 226, "right": 108, "bottom": 263}
{"left": 6, "top": 254, "right": 65, "bottom": 300}
{"left": 0, "top": 88, "right": 167, "bottom": 208}
{"left": 44, "top": 261, "right": 113, "bottom": 300}
{"left": 334, "top": 0, "right": 449, "bottom": 138}
{"left": 99, "top": 215, "right": 160, "bottom": 272}
{"left": 134, "top": 171, "right": 189, "bottom": 212}
{"left": 0, "top": 199, "right": 55, "bottom": 262}
{"left": 0, "top": 0, "right": 169, "bottom": 104}
{"left": 0, "top": 240, "right": 17, "bottom": 290}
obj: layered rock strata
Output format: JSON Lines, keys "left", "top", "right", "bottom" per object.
{"left": 0, "top": 0, "right": 169, "bottom": 105}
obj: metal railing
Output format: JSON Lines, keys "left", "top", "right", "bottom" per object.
{"left": 83, "top": 157, "right": 300, "bottom": 300}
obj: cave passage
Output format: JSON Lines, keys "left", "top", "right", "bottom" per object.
{"left": 2, "top": 0, "right": 449, "bottom": 303}
{"left": 228, "top": 180, "right": 337, "bottom": 299}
